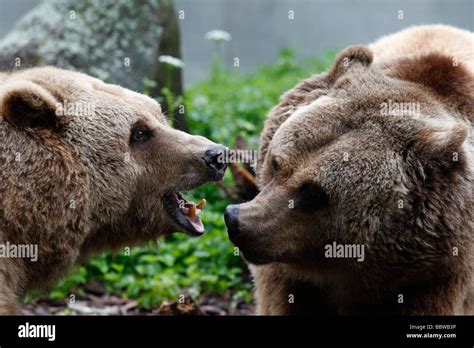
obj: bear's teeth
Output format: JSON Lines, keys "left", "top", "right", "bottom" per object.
{"left": 177, "top": 197, "right": 205, "bottom": 217}
{"left": 188, "top": 204, "right": 196, "bottom": 217}
{"left": 196, "top": 199, "right": 206, "bottom": 210}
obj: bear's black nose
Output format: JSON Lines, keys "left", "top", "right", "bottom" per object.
{"left": 203, "top": 145, "right": 228, "bottom": 175}
{"left": 224, "top": 204, "right": 240, "bottom": 237}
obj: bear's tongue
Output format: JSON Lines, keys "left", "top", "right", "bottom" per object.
{"left": 187, "top": 214, "right": 204, "bottom": 233}
{"left": 177, "top": 193, "right": 206, "bottom": 233}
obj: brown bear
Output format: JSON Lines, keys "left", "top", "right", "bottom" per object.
{"left": 0, "top": 67, "right": 227, "bottom": 314}
{"left": 225, "top": 25, "right": 474, "bottom": 315}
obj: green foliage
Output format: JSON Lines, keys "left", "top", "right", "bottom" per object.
{"left": 50, "top": 190, "right": 250, "bottom": 309}
{"left": 186, "top": 48, "right": 336, "bottom": 148}
{"left": 161, "top": 86, "right": 184, "bottom": 121}
{"left": 46, "top": 48, "right": 335, "bottom": 309}
{"left": 142, "top": 77, "right": 157, "bottom": 96}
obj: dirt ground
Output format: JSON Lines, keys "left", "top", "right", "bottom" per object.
{"left": 21, "top": 282, "right": 255, "bottom": 316}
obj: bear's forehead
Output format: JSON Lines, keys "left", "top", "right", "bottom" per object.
{"left": 10, "top": 66, "right": 163, "bottom": 117}
{"left": 269, "top": 84, "right": 433, "bottom": 165}
{"left": 270, "top": 96, "right": 356, "bottom": 161}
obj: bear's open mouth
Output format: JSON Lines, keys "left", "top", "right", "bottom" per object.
{"left": 164, "top": 192, "right": 207, "bottom": 236}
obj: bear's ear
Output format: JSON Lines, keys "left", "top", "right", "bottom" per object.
{"left": 0, "top": 79, "right": 64, "bottom": 131}
{"left": 328, "top": 45, "right": 373, "bottom": 82}
{"left": 381, "top": 53, "right": 474, "bottom": 118}
{"left": 412, "top": 118, "right": 469, "bottom": 161}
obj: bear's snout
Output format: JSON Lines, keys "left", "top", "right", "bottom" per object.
{"left": 224, "top": 204, "right": 240, "bottom": 237}
{"left": 202, "top": 145, "right": 228, "bottom": 177}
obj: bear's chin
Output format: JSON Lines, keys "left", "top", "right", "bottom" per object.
{"left": 240, "top": 249, "right": 276, "bottom": 265}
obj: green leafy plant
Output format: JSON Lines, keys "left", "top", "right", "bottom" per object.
{"left": 157, "top": 55, "right": 185, "bottom": 123}
{"left": 186, "top": 48, "right": 336, "bottom": 148}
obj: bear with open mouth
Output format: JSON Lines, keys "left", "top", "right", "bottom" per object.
{"left": 0, "top": 67, "right": 227, "bottom": 314}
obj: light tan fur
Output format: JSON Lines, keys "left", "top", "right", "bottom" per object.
{"left": 370, "top": 25, "right": 474, "bottom": 73}
{"left": 0, "top": 67, "right": 225, "bottom": 314}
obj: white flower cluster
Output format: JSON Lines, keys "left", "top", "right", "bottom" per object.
{"left": 158, "top": 55, "right": 185, "bottom": 69}
{"left": 205, "top": 30, "right": 232, "bottom": 42}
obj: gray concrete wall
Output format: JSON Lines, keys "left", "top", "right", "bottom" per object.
{"left": 174, "top": 0, "right": 473, "bottom": 85}
{"left": 1, "top": 0, "right": 473, "bottom": 86}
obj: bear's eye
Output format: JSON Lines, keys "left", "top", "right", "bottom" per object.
{"left": 271, "top": 157, "right": 279, "bottom": 176}
{"left": 296, "top": 182, "right": 329, "bottom": 211}
{"left": 130, "top": 125, "right": 153, "bottom": 144}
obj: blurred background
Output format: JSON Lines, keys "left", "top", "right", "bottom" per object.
{"left": 0, "top": 0, "right": 472, "bottom": 315}
{"left": 1, "top": 0, "right": 472, "bottom": 85}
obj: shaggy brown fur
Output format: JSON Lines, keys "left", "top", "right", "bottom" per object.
{"left": 0, "top": 67, "right": 225, "bottom": 314}
{"left": 225, "top": 25, "right": 474, "bottom": 315}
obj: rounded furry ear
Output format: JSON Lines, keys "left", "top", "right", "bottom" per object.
{"left": 0, "top": 80, "right": 64, "bottom": 131}
{"left": 381, "top": 53, "right": 474, "bottom": 119}
{"left": 329, "top": 45, "right": 373, "bottom": 82}
{"left": 413, "top": 118, "right": 469, "bottom": 161}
